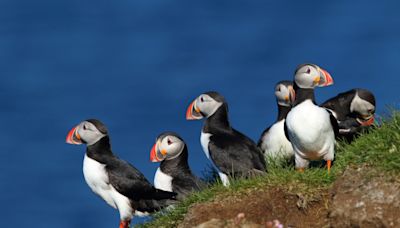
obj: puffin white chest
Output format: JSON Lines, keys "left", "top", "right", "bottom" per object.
{"left": 83, "top": 154, "right": 134, "bottom": 220}
{"left": 83, "top": 154, "right": 116, "bottom": 208}
{"left": 154, "top": 167, "right": 173, "bottom": 192}
{"left": 286, "top": 100, "right": 334, "bottom": 156}
{"left": 260, "top": 120, "right": 293, "bottom": 158}
{"left": 200, "top": 131, "right": 212, "bottom": 159}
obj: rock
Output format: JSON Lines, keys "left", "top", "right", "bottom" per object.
{"left": 329, "top": 165, "right": 400, "bottom": 227}
{"left": 190, "top": 212, "right": 266, "bottom": 228}
{"left": 194, "top": 218, "right": 227, "bottom": 228}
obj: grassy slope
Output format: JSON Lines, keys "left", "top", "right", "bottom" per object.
{"left": 139, "top": 112, "right": 400, "bottom": 228}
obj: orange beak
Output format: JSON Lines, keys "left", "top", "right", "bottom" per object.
{"left": 319, "top": 68, "right": 334, "bottom": 87}
{"left": 186, "top": 100, "right": 203, "bottom": 120}
{"left": 66, "top": 126, "right": 82, "bottom": 145}
{"left": 360, "top": 115, "right": 375, "bottom": 126}
{"left": 150, "top": 143, "right": 160, "bottom": 162}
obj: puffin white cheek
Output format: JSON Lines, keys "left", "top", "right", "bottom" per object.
{"left": 158, "top": 141, "right": 168, "bottom": 153}
{"left": 165, "top": 143, "right": 184, "bottom": 160}
{"left": 275, "top": 91, "right": 283, "bottom": 100}
{"left": 196, "top": 100, "right": 206, "bottom": 113}
{"left": 85, "top": 132, "right": 106, "bottom": 146}
{"left": 205, "top": 101, "right": 223, "bottom": 117}
{"left": 276, "top": 91, "right": 289, "bottom": 106}
{"left": 76, "top": 128, "right": 87, "bottom": 141}
{"left": 307, "top": 75, "right": 316, "bottom": 87}
{"left": 350, "top": 94, "right": 374, "bottom": 116}
{"left": 282, "top": 87, "right": 291, "bottom": 100}
{"left": 168, "top": 144, "right": 180, "bottom": 156}
{"left": 195, "top": 101, "right": 209, "bottom": 116}
{"left": 296, "top": 74, "right": 313, "bottom": 89}
{"left": 360, "top": 105, "right": 370, "bottom": 116}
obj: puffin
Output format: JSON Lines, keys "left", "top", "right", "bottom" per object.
{"left": 284, "top": 64, "right": 338, "bottom": 172}
{"left": 186, "top": 91, "right": 266, "bottom": 186}
{"left": 321, "top": 88, "right": 376, "bottom": 142}
{"left": 258, "top": 80, "right": 295, "bottom": 159}
{"left": 150, "top": 132, "right": 206, "bottom": 200}
{"left": 66, "top": 119, "right": 176, "bottom": 228}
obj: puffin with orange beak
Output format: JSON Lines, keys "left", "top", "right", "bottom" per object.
{"left": 284, "top": 64, "right": 338, "bottom": 173}
{"left": 150, "top": 132, "right": 206, "bottom": 200}
{"left": 186, "top": 91, "right": 266, "bottom": 186}
{"left": 258, "top": 80, "right": 295, "bottom": 159}
{"left": 321, "top": 88, "right": 376, "bottom": 142}
{"left": 66, "top": 119, "right": 176, "bottom": 228}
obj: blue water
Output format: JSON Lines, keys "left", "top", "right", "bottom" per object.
{"left": 0, "top": 1, "right": 399, "bottom": 227}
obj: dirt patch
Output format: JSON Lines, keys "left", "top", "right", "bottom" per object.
{"left": 179, "top": 188, "right": 330, "bottom": 228}
{"left": 176, "top": 165, "right": 400, "bottom": 228}
{"left": 329, "top": 165, "right": 400, "bottom": 227}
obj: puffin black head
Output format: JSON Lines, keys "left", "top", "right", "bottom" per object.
{"left": 186, "top": 91, "right": 226, "bottom": 120}
{"left": 350, "top": 89, "right": 376, "bottom": 126}
{"left": 275, "top": 80, "right": 295, "bottom": 107}
{"left": 294, "top": 63, "right": 333, "bottom": 89}
{"left": 66, "top": 119, "right": 108, "bottom": 146}
{"left": 150, "top": 132, "right": 186, "bottom": 162}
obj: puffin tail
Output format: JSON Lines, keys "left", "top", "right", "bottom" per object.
{"left": 136, "top": 198, "right": 176, "bottom": 214}
{"left": 133, "top": 189, "right": 177, "bottom": 215}
{"left": 152, "top": 188, "right": 177, "bottom": 200}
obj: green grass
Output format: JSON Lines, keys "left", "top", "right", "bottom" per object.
{"left": 334, "top": 112, "right": 400, "bottom": 175}
{"left": 138, "top": 112, "right": 400, "bottom": 228}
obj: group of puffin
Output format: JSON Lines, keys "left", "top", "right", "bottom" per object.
{"left": 65, "top": 63, "right": 375, "bottom": 228}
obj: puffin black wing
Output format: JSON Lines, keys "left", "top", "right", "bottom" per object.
{"left": 326, "top": 109, "right": 339, "bottom": 138}
{"left": 283, "top": 120, "right": 291, "bottom": 143}
{"left": 208, "top": 130, "right": 266, "bottom": 176}
{"left": 321, "top": 89, "right": 355, "bottom": 109}
{"left": 106, "top": 158, "right": 176, "bottom": 201}
{"left": 321, "top": 89, "right": 356, "bottom": 120}
{"left": 171, "top": 175, "right": 206, "bottom": 200}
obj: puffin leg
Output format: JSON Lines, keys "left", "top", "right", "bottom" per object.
{"left": 327, "top": 160, "right": 332, "bottom": 174}
{"left": 119, "top": 220, "right": 131, "bottom": 228}
{"left": 294, "top": 153, "right": 309, "bottom": 173}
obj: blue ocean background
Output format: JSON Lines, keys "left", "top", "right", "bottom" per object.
{"left": 0, "top": 1, "right": 399, "bottom": 227}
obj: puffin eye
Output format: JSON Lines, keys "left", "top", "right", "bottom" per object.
{"left": 306, "top": 68, "right": 311, "bottom": 74}
{"left": 167, "top": 138, "right": 172, "bottom": 145}
{"left": 83, "top": 125, "right": 87, "bottom": 130}
{"left": 200, "top": 97, "right": 204, "bottom": 102}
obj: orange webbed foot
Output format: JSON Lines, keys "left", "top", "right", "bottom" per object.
{"left": 119, "top": 220, "right": 131, "bottom": 228}
{"left": 327, "top": 160, "right": 332, "bottom": 174}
